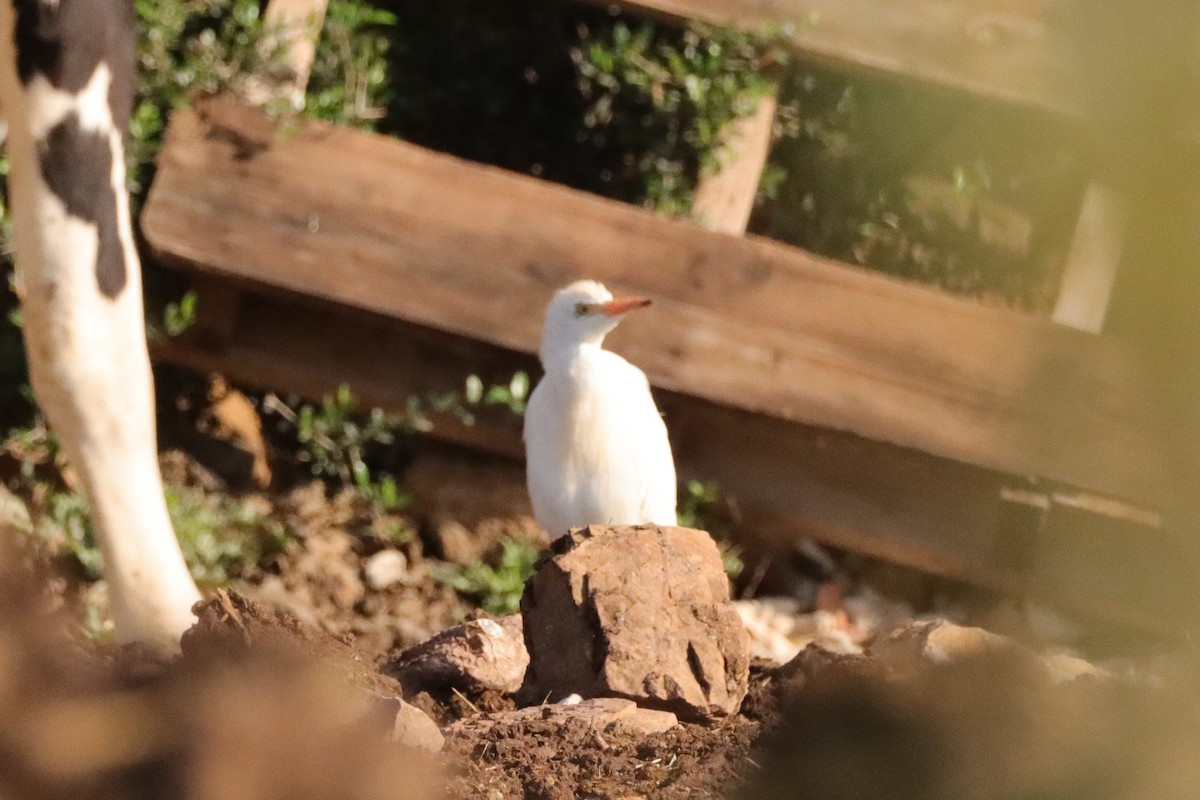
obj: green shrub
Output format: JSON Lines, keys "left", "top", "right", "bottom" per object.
{"left": 574, "top": 20, "right": 789, "bottom": 214}
{"left": 36, "top": 483, "right": 286, "bottom": 587}
{"left": 166, "top": 485, "right": 288, "bottom": 586}
{"left": 436, "top": 537, "right": 540, "bottom": 615}
{"left": 678, "top": 479, "right": 743, "bottom": 579}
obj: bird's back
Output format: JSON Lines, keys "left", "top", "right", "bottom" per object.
{"left": 524, "top": 348, "right": 677, "bottom": 537}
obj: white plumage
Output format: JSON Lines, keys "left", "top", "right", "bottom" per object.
{"left": 524, "top": 280, "right": 678, "bottom": 538}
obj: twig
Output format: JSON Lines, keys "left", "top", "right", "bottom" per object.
{"left": 451, "top": 687, "right": 482, "bottom": 715}
{"left": 216, "top": 588, "right": 252, "bottom": 646}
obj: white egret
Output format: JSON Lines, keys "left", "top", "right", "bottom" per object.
{"left": 524, "top": 280, "right": 678, "bottom": 538}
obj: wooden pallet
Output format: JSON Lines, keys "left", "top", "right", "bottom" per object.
{"left": 142, "top": 99, "right": 1190, "bottom": 630}
{"left": 138, "top": 0, "right": 1200, "bottom": 632}
{"left": 591, "top": 0, "right": 1137, "bottom": 333}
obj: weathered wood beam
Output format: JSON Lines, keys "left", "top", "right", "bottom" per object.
{"left": 691, "top": 90, "right": 778, "bottom": 234}
{"left": 148, "top": 287, "right": 1190, "bottom": 633}
{"left": 244, "top": 0, "right": 330, "bottom": 108}
{"left": 142, "top": 100, "right": 1167, "bottom": 508}
{"left": 573, "top": 0, "right": 1074, "bottom": 117}
{"left": 1052, "top": 182, "right": 1128, "bottom": 333}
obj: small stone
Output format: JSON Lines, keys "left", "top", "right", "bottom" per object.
{"left": 386, "top": 615, "right": 529, "bottom": 694}
{"left": 522, "top": 525, "right": 750, "bottom": 721}
{"left": 1039, "top": 651, "right": 1109, "bottom": 684}
{"left": 870, "top": 620, "right": 1106, "bottom": 685}
{"left": 607, "top": 706, "right": 679, "bottom": 737}
{"left": 735, "top": 598, "right": 862, "bottom": 664}
{"left": 391, "top": 699, "right": 445, "bottom": 752}
{"left": 364, "top": 549, "right": 409, "bottom": 590}
{"left": 871, "top": 620, "right": 1018, "bottom": 674}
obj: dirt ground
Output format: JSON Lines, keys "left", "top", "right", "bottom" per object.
{"left": 4, "top": 556, "right": 1199, "bottom": 800}
{"left": 2, "top": 374, "right": 1197, "bottom": 800}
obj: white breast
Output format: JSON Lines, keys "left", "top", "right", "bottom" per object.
{"left": 524, "top": 348, "right": 677, "bottom": 538}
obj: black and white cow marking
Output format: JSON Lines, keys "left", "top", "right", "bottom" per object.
{"left": 1, "top": 0, "right": 200, "bottom": 651}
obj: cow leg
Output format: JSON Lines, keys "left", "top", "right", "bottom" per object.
{"left": 0, "top": 0, "right": 200, "bottom": 651}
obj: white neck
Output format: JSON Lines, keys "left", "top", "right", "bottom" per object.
{"left": 540, "top": 335, "right": 608, "bottom": 369}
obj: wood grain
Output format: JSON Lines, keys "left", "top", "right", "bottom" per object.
{"left": 691, "top": 91, "right": 778, "bottom": 234}
{"left": 244, "top": 0, "right": 330, "bottom": 108}
{"left": 141, "top": 100, "right": 1166, "bottom": 507}
{"left": 575, "top": 0, "right": 1080, "bottom": 116}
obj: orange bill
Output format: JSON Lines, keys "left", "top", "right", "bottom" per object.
{"left": 597, "top": 296, "right": 652, "bottom": 316}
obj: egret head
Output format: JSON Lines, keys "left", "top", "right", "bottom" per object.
{"left": 539, "top": 279, "right": 651, "bottom": 363}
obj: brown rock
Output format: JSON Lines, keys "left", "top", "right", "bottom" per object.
{"left": 871, "top": 620, "right": 1019, "bottom": 674}
{"left": 775, "top": 642, "right": 884, "bottom": 690}
{"left": 386, "top": 615, "right": 529, "bottom": 694}
{"left": 1040, "top": 651, "right": 1109, "bottom": 684}
{"left": 204, "top": 375, "right": 272, "bottom": 488}
{"left": 873, "top": 620, "right": 1111, "bottom": 685}
{"left": 521, "top": 525, "right": 750, "bottom": 720}
{"left": 390, "top": 699, "right": 446, "bottom": 752}
{"left": 608, "top": 705, "right": 680, "bottom": 737}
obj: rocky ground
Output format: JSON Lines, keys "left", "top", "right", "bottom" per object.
{"left": 1, "top": 376, "right": 1197, "bottom": 799}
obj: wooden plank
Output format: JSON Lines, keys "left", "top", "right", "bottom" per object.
{"left": 149, "top": 287, "right": 1192, "bottom": 633}
{"left": 576, "top": 0, "right": 1076, "bottom": 117}
{"left": 141, "top": 100, "right": 1167, "bottom": 507}
{"left": 1052, "top": 182, "right": 1128, "bottom": 333}
{"left": 691, "top": 90, "right": 778, "bottom": 234}
{"left": 244, "top": 0, "right": 330, "bottom": 108}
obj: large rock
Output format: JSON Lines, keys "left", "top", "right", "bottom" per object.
{"left": 521, "top": 525, "right": 750, "bottom": 720}
{"left": 385, "top": 616, "right": 529, "bottom": 694}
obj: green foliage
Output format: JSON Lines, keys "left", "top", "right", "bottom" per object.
{"left": 380, "top": 5, "right": 793, "bottom": 215}
{"left": 275, "top": 383, "right": 410, "bottom": 511}
{"left": 436, "top": 537, "right": 540, "bottom": 615}
{"left": 676, "top": 479, "right": 717, "bottom": 529}
{"left": 677, "top": 479, "right": 743, "bottom": 579}
{"left": 82, "top": 603, "right": 115, "bottom": 643}
{"left": 356, "top": 473, "right": 407, "bottom": 513}
{"left": 43, "top": 491, "right": 103, "bottom": 579}
{"left": 575, "top": 21, "right": 791, "bottom": 214}
{"left": 131, "top": 0, "right": 396, "bottom": 197}
{"left": 952, "top": 160, "right": 993, "bottom": 197}
{"left": 304, "top": 0, "right": 395, "bottom": 128}
{"left": 757, "top": 69, "right": 1071, "bottom": 308}
{"left": 269, "top": 373, "right": 528, "bottom": 510}
{"left": 166, "top": 485, "right": 287, "bottom": 586}
{"left": 460, "top": 371, "right": 530, "bottom": 420}
{"left": 4, "top": 417, "right": 60, "bottom": 484}
{"left": 266, "top": 388, "right": 415, "bottom": 513}
{"left": 35, "top": 483, "right": 284, "bottom": 587}
{"left": 131, "top": 0, "right": 274, "bottom": 197}
{"left": 161, "top": 290, "right": 198, "bottom": 337}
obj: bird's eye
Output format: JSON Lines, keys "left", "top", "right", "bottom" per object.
{"left": 574, "top": 303, "right": 590, "bottom": 317}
